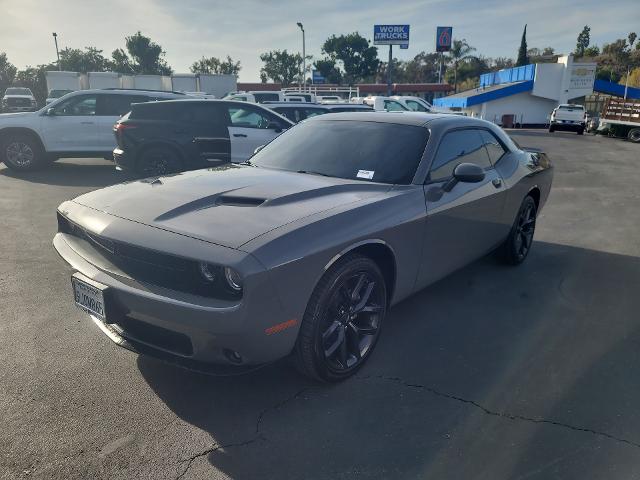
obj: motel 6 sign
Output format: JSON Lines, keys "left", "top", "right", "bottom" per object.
{"left": 436, "top": 26, "right": 453, "bottom": 52}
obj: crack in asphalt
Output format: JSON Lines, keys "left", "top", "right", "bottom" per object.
{"left": 175, "top": 387, "right": 309, "bottom": 480}
{"left": 359, "top": 374, "right": 640, "bottom": 449}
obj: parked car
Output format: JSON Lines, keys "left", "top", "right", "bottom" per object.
{"left": 351, "top": 96, "right": 409, "bottom": 112}
{"left": 317, "top": 95, "right": 344, "bottom": 103}
{"left": 113, "top": 99, "right": 294, "bottom": 175}
{"left": 391, "top": 95, "right": 434, "bottom": 112}
{"left": 45, "top": 89, "right": 74, "bottom": 105}
{"left": 0, "top": 89, "right": 183, "bottom": 171}
{"left": 284, "top": 92, "right": 316, "bottom": 102}
{"left": 263, "top": 101, "right": 372, "bottom": 123}
{"left": 549, "top": 104, "right": 586, "bottom": 134}
{"left": 54, "top": 112, "right": 553, "bottom": 381}
{"left": 223, "top": 91, "right": 285, "bottom": 103}
{"left": 2, "top": 87, "right": 37, "bottom": 113}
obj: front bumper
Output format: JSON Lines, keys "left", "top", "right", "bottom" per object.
{"left": 52, "top": 207, "right": 302, "bottom": 370}
{"left": 2, "top": 105, "right": 35, "bottom": 112}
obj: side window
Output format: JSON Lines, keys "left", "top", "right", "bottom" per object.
{"left": 479, "top": 130, "right": 507, "bottom": 165}
{"left": 253, "top": 93, "right": 280, "bottom": 103}
{"left": 430, "top": 130, "right": 492, "bottom": 181}
{"left": 407, "top": 100, "right": 428, "bottom": 112}
{"left": 227, "top": 105, "right": 273, "bottom": 129}
{"left": 274, "top": 108, "right": 298, "bottom": 123}
{"left": 98, "top": 94, "right": 149, "bottom": 116}
{"left": 176, "top": 103, "right": 229, "bottom": 125}
{"left": 384, "top": 100, "right": 407, "bottom": 112}
{"left": 52, "top": 94, "right": 97, "bottom": 116}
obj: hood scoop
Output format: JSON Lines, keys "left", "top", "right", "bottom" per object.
{"left": 215, "top": 195, "right": 266, "bottom": 207}
{"left": 153, "top": 191, "right": 266, "bottom": 222}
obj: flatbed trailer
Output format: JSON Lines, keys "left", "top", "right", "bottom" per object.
{"left": 598, "top": 98, "right": 640, "bottom": 143}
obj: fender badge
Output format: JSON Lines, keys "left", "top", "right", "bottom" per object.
{"left": 265, "top": 319, "right": 298, "bottom": 336}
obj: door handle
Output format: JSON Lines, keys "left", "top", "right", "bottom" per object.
{"left": 233, "top": 133, "right": 247, "bottom": 138}
{"left": 492, "top": 178, "right": 503, "bottom": 188}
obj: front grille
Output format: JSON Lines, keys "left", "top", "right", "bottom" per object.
{"left": 58, "top": 213, "right": 240, "bottom": 300}
{"left": 116, "top": 315, "right": 193, "bottom": 356}
{"left": 6, "top": 98, "right": 30, "bottom": 106}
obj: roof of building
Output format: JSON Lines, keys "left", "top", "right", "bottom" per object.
{"left": 593, "top": 79, "right": 640, "bottom": 100}
{"left": 433, "top": 80, "right": 534, "bottom": 108}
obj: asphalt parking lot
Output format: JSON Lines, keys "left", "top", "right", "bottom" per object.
{"left": 1, "top": 130, "right": 639, "bottom": 479}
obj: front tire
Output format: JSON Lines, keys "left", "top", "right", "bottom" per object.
{"left": 293, "top": 254, "right": 387, "bottom": 382}
{"left": 628, "top": 128, "right": 640, "bottom": 143}
{"left": 136, "top": 146, "right": 183, "bottom": 176}
{"left": 1, "top": 133, "right": 45, "bottom": 171}
{"left": 501, "top": 196, "right": 537, "bottom": 265}
{"left": 548, "top": 125, "right": 555, "bottom": 133}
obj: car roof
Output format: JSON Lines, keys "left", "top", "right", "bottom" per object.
{"left": 66, "top": 89, "right": 182, "bottom": 97}
{"left": 306, "top": 111, "right": 496, "bottom": 128}
{"left": 262, "top": 102, "right": 325, "bottom": 106}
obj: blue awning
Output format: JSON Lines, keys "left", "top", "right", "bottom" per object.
{"left": 433, "top": 80, "right": 534, "bottom": 108}
{"left": 593, "top": 79, "right": 640, "bottom": 100}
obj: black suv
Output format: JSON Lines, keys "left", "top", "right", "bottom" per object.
{"left": 113, "top": 99, "right": 293, "bottom": 176}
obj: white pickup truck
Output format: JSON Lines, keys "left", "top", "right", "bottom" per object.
{"left": 549, "top": 104, "right": 586, "bottom": 135}
{"left": 0, "top": 89, "right": 181, "bottom": 171}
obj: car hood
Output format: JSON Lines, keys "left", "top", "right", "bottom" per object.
{"left": 72, "top": 165, "right": 391, "bottom": 249}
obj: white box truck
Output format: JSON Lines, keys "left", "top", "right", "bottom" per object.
{"left": 133, "top": 75, "right": 164, "bottom": 91}
{"left": 45, "top": 71, "right": 86, "bottom": 103}
{"left": 198, "top": 74, "right": 237, "bottom": 98}
{"left": 172, "top": 74, "right": 198, "bottom": 92}
{"left": 88, "top": 72, "right": 120, "bottom": 90}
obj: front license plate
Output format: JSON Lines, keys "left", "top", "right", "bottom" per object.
{"left": 72, "top": 276, "right": 106, "bottom": 322}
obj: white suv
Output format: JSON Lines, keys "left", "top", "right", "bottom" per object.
{"left": 0, "top": 89, "right": 182, "bottom": 171}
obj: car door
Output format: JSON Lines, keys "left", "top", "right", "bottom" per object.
{"left": 186, "top": 102, "right": 232, "bottom": 166}
{"left": 40, "top": 93, "right": 99, "bottom": 152}
{"left": 225, "top": 103, "right": 288, "bottom": 162}
{"left": 416, "top": 128, "right": 508, "bottom": 288}
{"left": 96, "top": 94, "right": 150, "bottom": 152}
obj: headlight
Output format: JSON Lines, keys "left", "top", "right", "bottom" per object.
{"left": 199, "top": 262, "right": 219, "bottom": 282}
{"left": 224, "top": 267, "right": 243, "bottom": 291}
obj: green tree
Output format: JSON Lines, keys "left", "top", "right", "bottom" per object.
{"left": 516, "top": 25, "right": 529, "bottom": 66}
{"left": 59, "top": 47, "right": 110, "bottom": 73}
{"left": 190, "top": 56, "right": 241, "bottom": 76}
{"left": 445, "top": 55, "right": 490, "bottom": 90}
{"left": 447, "top": 39, "right": 476, "bottom": 92}
{"left": 111, "top": 32, "right": 172, "bottom": 75}
{"left": 403, "top": 52, "right": 440, "bottom": 83}
{"left": 259, "top": 49, "right": 302, "bottom": 86}
{"left": 584, "top": 45, "right": 600, "bottom": 57}
{"left": 491, "top": 57, "right": 515, "bottom": 70}
{"left": 13, "top": 65, "right": 52, "bottom": 105}
{"left": 0, "top": 53, "right": 17, "bottom": 95}
{"left": 575, "top": 26, "right": 591, "bottom": 57}
{"left": 321, "top": 32, "right": 379, "bottom": 84}
{"left": 313, "top": 58, "right": 342, "bottom": 84}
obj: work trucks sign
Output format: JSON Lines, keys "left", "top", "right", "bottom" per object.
{"left": 374, "top": 25, "right": 410, "bottom": 47}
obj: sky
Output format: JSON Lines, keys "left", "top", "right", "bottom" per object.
{"left": 1, "top": 0, "right": 638, "bottom": 81}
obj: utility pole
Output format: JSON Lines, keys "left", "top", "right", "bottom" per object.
{"left": 387, "top": 45, "right": 393, "bottom": 96}
{"left": 297, "top": 22, "right": 305, "bottom": 92}
{"left": 624, "top": 66, "right": 630, "bottom": 101}
{"left": 52, "top": 32, "right": 61, "bottom": 71}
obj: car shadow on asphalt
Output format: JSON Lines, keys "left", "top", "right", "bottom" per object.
{"left": 0, "top": 160, "right": 136, "bottom": 188}
{"left": 137, "top": 241, "right": 640, "bottom": 479}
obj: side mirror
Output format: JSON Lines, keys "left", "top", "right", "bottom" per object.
{"left": 46, "top": 107, "right": 55, "bottom": 116}
{"left": 253, "top": 144, "right": 266, "bottom": 155}
{"left": 442, "top": 163, "right": 485, "bottom": 192}
{"left": 267, "top": 122, "right": 283, "bottom": 133}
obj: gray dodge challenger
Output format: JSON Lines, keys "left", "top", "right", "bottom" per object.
{"left": 54, "top": 112, "right": 553, "bottom": 382}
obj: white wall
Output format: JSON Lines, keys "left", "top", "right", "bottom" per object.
{"left": 532, "top": 63, "right": 564, "bottom": 100}
{"left": 463, "top": 91, "right": 557, "bottom": 125}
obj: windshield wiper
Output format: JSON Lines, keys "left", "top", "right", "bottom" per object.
{"left": 296, "top": 170, "right": 333, "bottom": 178}
{"left": 240, "top": 159, "right": 255, "bottom": 166}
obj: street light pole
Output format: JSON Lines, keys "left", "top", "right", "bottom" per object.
{"left": 297, "top": 23, "right": 305, "bottom": 92}
{"left": 52, "top": 32, "right": 61, "bottom": 71}
{"left": 387, "top": 45, "right": 392, "bottom": 96}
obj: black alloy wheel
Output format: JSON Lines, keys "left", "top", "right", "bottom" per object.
{"left": 137, "top": 147, "right": 182, "bottom": 176}
{"left": 294, "top": 254, "right": 387, "bottom": 382}
{"left": 2, "top": 134, "right": 43, "bottom": 171}
{"left": 502, "top": 195, "right": 537, "bottom": 265}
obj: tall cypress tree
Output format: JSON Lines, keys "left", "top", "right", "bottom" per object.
{"left": 516, "top": 25, "right": 529, "bottom": 66}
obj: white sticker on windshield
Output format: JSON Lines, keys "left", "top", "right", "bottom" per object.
{"left": 357, "top": 170, "right": 375, "bottom": 180}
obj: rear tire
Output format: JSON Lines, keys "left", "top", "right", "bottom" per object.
{"left": 136, "top": 146, "right": 183, "bottom": 176}
{"left": 628, "top": 128, "right": 640, "bottom": 143}
{"left": 577, "top": 128, "right": 584, "bottom": 135}
{"left": 548, "top": 125, "right": 555, "bottom": 133}
{"left": 500, "top": 196, "right": 537, "bottom": 265}
{"left": 293, "top": 254, "right": 387, "bottom": 382}
{"left": 1, "top": 133, "right": 45, "bottom": 171}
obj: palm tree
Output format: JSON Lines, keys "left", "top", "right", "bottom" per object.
{"left": 448, "top": 39, "right": 476, "bottom": 93}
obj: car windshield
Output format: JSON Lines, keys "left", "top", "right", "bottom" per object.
{"left": 250, "top": 120, "right": 429, "bottom": 184}
{"left": 5, "top": 88, "right": 31, "bottom": 95}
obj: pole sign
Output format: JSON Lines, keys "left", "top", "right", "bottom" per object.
{"left": 374, "top": 25, "right": 410, "bottom": 47}
{"left": 312, "top": 70, "right": 325, "bottom": 84}
{"left": 436, "top": 26, "right": 453, "bottom": 52}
